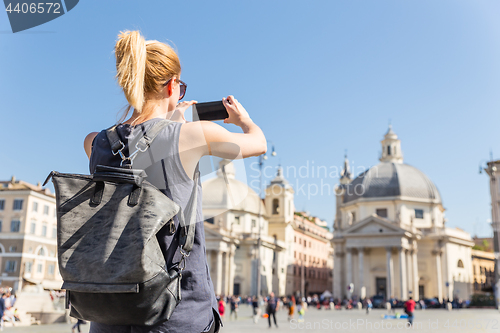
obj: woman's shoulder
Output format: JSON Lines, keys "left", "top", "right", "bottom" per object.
{"left": 84, "top": 131, "right": 100, "bottom": 159}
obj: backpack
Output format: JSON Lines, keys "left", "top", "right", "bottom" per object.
{"left": 43, "top": 119, "right": 199, "bottom": 326}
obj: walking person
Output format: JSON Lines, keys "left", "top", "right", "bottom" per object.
{"left": 0, "top": 294, "right": 5, "bottom": 331}
{"left": 297, "top": 299, "right": 306, "bottom": 323}
{"left": 288, "top": 295, "right": 295, "bottom": 321}
{"left": 83, "top": 29, "right": 267, "bottom": 333}
{"left": 404, "top": 297, "right": 416, "bottom": 326}
{"left": 218, "top": 297, "right": 225, "bottom": 321}
{"left": 366, "top": 298, "right": 372, "bottom": 314}
{"left": 72, "top": 319, "right": 85, "bottom": 333}
{"left": 266, "top": 292, "right": 279, "bottom": 328}
{"left": 229, "top": 296, "right": 239, "bottom": 321}
{"left": 252, "top": 296, "right": 260, "bottom": 323}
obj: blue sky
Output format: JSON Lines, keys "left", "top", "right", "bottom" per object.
{"left": 1, "top": 0, "right": 499, "bottom": 237}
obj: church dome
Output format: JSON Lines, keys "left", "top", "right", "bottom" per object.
{"left": 202, "top": 159, "right": 266, "bottom": 215}
{"left": 343, "top": 162, "right": 442, "bottom": 204}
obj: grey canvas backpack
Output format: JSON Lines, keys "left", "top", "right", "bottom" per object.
{"left": 43, "top": 119, "right": 199, "bottom": 325}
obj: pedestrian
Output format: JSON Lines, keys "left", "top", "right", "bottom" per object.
{"left": 366, "top": 299, "right": 372, "bottom": 314}
{"left": 252, "top": 296, "right": 260, "bottom": 323}
{"left": 0, "top": 293, "right": 5, "bottom": 331}
{"left": 72, "top": 319, "right": 86, "bottom": 333}
{"left": 218, "top": 297, "right": 225, "bottom": 320}
{"left": 84, "top": 29, "right": 267, "bottom": 333}
{"left": 266, "top": 292, "right": 279, "bottom": 328}
{"left": 288, "top": 295, "right": 295, "bottom": 320}
{"left": 297, "top": 300, "right": 305, "bottom": 323}
{"left": 229, "top": 296, "right": 239, "bottom": 321}
{"left": 404, "top": 297, "right": 416, "bottom": 326}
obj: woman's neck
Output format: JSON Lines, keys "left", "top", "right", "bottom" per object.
{"left": 122, "top": 99, "right": 174, "bottom": 125}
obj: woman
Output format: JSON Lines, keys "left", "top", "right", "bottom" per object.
{"left": 83, "top": 30, "right": 267, "bottom": 333}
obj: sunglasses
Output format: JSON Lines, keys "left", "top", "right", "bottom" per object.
{"left": 163, "top": 77, "right": 187, "bottom": 101}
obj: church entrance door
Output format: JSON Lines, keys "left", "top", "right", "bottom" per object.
{"left": 376, "top": 277, "right": 387, "bottom": 297}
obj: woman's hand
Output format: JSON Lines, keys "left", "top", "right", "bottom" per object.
{"left": 169, "top": 100, "right": 197, "bottom": 123}
{"left": 222, "top": 95, "right": 251, "bottom": 127}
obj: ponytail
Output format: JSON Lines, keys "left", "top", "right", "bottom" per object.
{"left": 114, "top": 29, "right": 182, "bottom": 126}
{"left": 115, "top": 30, "right": 147, "bottom": 112}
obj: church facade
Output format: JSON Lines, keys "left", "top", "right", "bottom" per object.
{"left": 202, "top": 159, "right": 333, "bottom": 298}
{"left": 332, "top": 127, "right": 474, "bottom": 302}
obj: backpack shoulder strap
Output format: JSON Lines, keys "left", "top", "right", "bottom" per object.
{"left": 178, "top": 162, "right": 200, "bottom": 254}
{"left": 105, "top": 119, "right": 173, "bottom": 165}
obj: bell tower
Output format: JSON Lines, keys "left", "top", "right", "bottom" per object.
{"left": 380, "top": 125, "right": 403, "bottom": 163}
{"left": 265, "top": 166, "right": 294, "bottom": 224}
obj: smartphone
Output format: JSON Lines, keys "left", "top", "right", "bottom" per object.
{"left": 192, "top": 101, "right": 229, "bottom": 121}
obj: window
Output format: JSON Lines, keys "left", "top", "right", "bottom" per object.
{"left": 10, "top": 220, "right": 20, "bottom": 232}
{"left": 376, "top": 208, "right": 388, "bottom": 218}
{"left": 234, "top": 216, "right": 240, "bottom": 225}
{"left": 272, "top": 199, "right": 279, "bottom": 215}
{"left": 457, "top": 260, "right": 464, "bottom": 268}
{"left": 387, "top": 145, "right": 391, "bottom": 155}
{"left": 5, "top": 261, "right": 17, "bottom": 273}
{"left": 0, "top": 199, "right": 4, "bottom": 211}
{"left": 25, "top": 262, "right": 32, "bottom": 273}
{"left": 415, "top": 209, "right": 424, "bottom": 219}
{"left": 206, "top": 217, "right": 214, "bottom": 224}
{"left": 252, "top": 219, "right": 256, "bottom": 228}
{"left": 30, "top": 220, "right": 36, "bottom": 234}
{"left": 38, "top": 247, "right": 45, "bottom": 256}
{"left": 42, "top": 224, "right": 47, "bottom": 237}
{"left": 13, "top": 199, "right": 23, "bottom": 211}
{"left": 0, "top": 220, "right": 2, "bottom": 232}
{"left": 43, "top": 205, "right": 49, "bottom": 215}
{"left": 8, "top": 246, "right": 16, "bottom": 252}
{"left": 309, "top": 241, "right": 312, "bottom": 248}
{"left": 37, "top": 264, "right": 43, "bottom": 273}
{"left": 32, "top": 201, "right": 38, "bottom": 212}
{"left": 48, "top": 264, "right": 55, "bottom": 275}
{"left": 52, "top": 227, "right": 57, "bottom": 239}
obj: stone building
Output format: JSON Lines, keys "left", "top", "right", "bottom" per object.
{"left": 264, "top": 168, "right": 333, "bottom": 297}
{"left": 471, "top": 249, "right": 495, "bottom": 294}
{"left": 332, "top": 126, "right": 474, "bottom": 302}
{"left": 0, "top": 176, "right": 62, "bottom": 291}
{"left": 202, "top": 159, "right": 286, "bottom": 297}
{"left": 202, "top": 159, "right": 333, "bottom": 297}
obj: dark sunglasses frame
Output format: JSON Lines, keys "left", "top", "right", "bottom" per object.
{"left": 163, "top": 77, "right": 187, "bottom": 101}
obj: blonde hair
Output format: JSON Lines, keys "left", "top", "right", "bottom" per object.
{"left": 114, "top": 30, "right": 181, "bottom": 126}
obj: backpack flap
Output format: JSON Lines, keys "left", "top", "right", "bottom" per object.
{"left": 93, "top": 165, "right": 147, "bottom": 186}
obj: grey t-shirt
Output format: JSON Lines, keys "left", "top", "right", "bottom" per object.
{"left": 88, "top": 118, "right": 221, "bottom": 333}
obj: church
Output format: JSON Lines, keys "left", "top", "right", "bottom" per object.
{"left": 202, "top": 159, "right": 333, "bottom": 298}
{"left": 332, "top": 126, "right": 474, "bottom": 302}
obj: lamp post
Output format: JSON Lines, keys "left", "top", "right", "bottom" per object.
{"left": 256, "top": 141, "right": 276, "bottom": 301}
{"left": 480, "top": 158, "right": 500, "bottom": 308}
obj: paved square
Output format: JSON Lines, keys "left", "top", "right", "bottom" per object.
{"left": 3, "top": 307, "right": 500, "bottom": 332}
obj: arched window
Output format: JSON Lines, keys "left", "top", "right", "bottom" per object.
{"left": 37, "top": 247, "right": 45, "bottom": 256}
{"left": 272, "top": 199, "right": 279, "bottom": 215}
{"left": 387, "top": 145, "right": 391, "bottom": 155}
{"left": 457, "top": 259, "right": 464, "bottom": 268}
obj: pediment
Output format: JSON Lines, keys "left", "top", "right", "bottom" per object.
{"left": 343, "top": 214, "right": 406, "bottom": 235}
